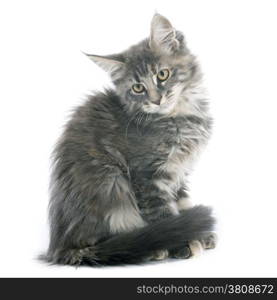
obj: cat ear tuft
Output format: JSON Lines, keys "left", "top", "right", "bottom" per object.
{"left": 150, "top": 13, "right": 180, "bottom": 54}
{"left": 84, "top": 53, "right": 125, "bottom": 75}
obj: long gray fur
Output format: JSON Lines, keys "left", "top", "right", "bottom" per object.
{"left": 41, "top": 13, "right": 215, "bottom": 266}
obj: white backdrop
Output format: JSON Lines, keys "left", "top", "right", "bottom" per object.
{"left": 0, "top": 0, "right": 277, "bottom": 277}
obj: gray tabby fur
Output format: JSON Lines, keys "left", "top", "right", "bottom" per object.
{"left": 41, "top": 14, "right": 215, "bottom": 266}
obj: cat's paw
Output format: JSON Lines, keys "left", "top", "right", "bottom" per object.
{"left": 170, "top": 241, "right": 203, "bottom": 259}
{"left": 188, "top": 240, "right": 204, "bottom": 257}
{"left": 151, "top": 249, "right": 169, "bottom": 261}
{"left": 170, "top": 246, "right": 191, "bottom": 259}
{"left": 63, "top": 248, "right": 86, "bottom": 266}
{"left": 188, "top": 233, "right": 217, "bottom": 257}
{"left": 201, "top": 232, "right": 217, "bottom": 250}
{"left": 170, "top": 233, "right": 217, "bottom": 260}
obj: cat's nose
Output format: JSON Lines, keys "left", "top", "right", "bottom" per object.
{"left": 152, "top": 96, "right": 162, "bottom": 105}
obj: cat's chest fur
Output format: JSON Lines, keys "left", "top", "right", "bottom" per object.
{"left": 126, "top": 115, "right": 202, "bottom": 180}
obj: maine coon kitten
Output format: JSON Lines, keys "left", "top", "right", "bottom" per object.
{"left": 42, "top": 14, "right": 216, "bottom": 266}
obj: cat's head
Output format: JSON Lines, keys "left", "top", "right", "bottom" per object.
{"left": 86, "top": 14, "right": 201, "bottom": 115}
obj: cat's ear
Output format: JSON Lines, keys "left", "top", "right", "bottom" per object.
{"left": 84, "top": 53, "right": 125, "bottom": 76}
{"left": 150, "top": 13, "right": 180, "bottom": 54}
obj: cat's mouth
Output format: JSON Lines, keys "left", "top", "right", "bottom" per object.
{"left": 143, "top": 97, "right": 177, "bottom": 114}
{"left": 160, "top": 96, "right": 169, "bottom": 106}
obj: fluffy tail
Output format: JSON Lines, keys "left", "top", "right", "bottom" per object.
{"left": 42, "top": 205, "right": 215, "bottom": 266}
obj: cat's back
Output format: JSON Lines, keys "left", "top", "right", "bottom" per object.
{"left": 69, "top": 89, "right": 121, "bottom": 132}
{"left": 55, "top": 89, "right": 125, "bottom": 160}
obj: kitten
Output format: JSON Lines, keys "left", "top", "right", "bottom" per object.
{"left": 41, "top": 14, "right": 216, "bottom": 266}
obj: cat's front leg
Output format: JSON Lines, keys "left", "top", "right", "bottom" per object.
{"left": 137, "top": 179, "right": 179, "bottom": 224}
{"left": 135, "top": 177, "right": 180, "bottom": 261}
{"left": 170, "top": 186, "right": 198, "bottom": 260}
{"left": 176, "top": 188, "right": 193, "bottom": 211}
{"left": 171, "top": 187, "right": 217, "bottom": 258}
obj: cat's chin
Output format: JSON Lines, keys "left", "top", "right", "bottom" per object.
{"left": 142, "top": 99, "right": 177, "bottom": 115}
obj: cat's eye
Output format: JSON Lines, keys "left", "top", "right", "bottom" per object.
{"left": 132, "top": 83, "right": 145, "bottom": 94}
{"left": 157, "top": 69, "right": 170, "bottom": 82}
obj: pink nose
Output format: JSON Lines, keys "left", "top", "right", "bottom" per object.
{"left": 152, "top": 96, "right": 162, "bottom": 105}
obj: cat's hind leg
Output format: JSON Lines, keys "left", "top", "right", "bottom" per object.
{"left": 47, "top": 157, "right": 146, "bottom": 265}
